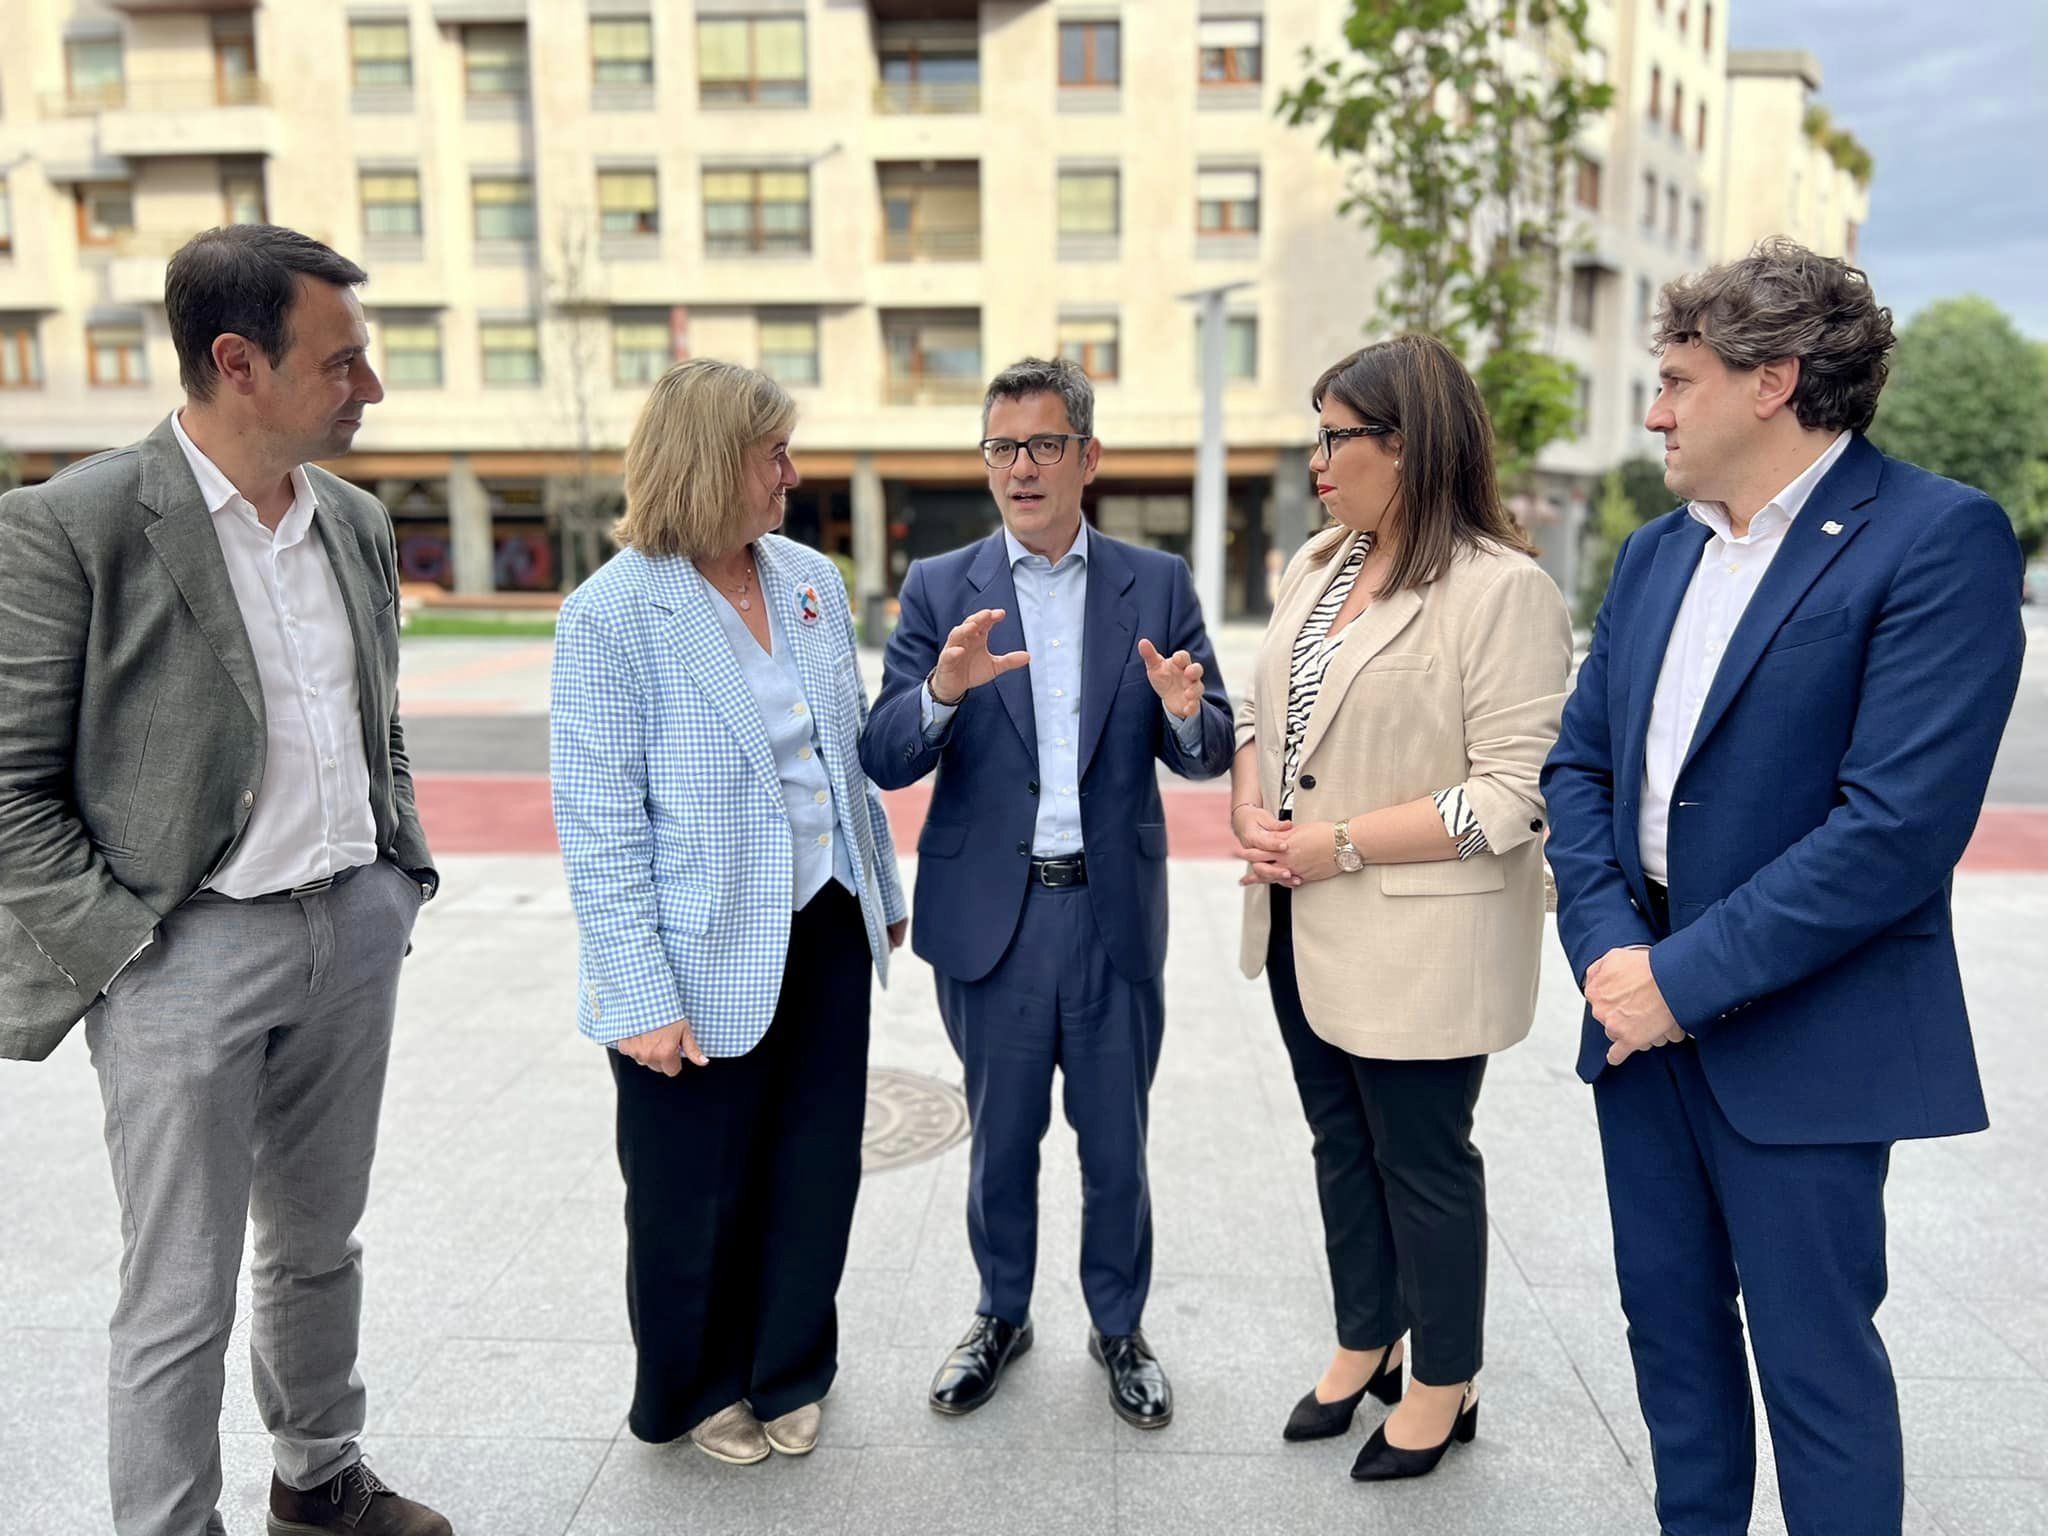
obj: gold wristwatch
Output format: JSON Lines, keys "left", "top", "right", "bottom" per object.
{"left": 1333, "top": 819, "right": 1364, "bottom": 873}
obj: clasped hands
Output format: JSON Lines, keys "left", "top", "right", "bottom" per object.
{"left": 930, "top": 609, "right": 1207, "bottom": 718}
{"left": 1230, "top": 805, "right": 1342, "bottom": 888}
{"left": 1585, "top": 947, "right": 1688, "bottom": 1066}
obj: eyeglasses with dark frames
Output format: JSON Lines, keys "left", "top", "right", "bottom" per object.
{"left": 980, "top": 433, "right": 1092, "bottom": 469}
{"left": 1315, "top": 423, "right": 1396, "bottom": 460}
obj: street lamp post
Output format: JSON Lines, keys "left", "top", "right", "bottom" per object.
{"left": 1181, "top": 280, "right": 1252, "bottom": 625}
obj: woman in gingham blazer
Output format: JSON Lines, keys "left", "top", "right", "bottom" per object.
{"left": 550, "top": 360, "right": 907, "bottom": 1466}
{"left": 1229, "top": 337, "right": 1570, "bottom": 1483}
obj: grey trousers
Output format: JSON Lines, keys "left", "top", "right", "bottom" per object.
{"left": 85, "top": 858, "right": 421, "bottom": 1536}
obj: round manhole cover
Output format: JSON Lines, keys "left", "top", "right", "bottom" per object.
{"left": 863, "top": 1067, "right": 970, "bottom": 1173}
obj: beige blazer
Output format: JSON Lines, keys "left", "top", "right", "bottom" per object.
{"left": 1237, "top": 531, "right": 1572, "bottom": 1060}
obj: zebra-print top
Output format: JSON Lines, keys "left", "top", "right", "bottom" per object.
{"left": 1279, "top": 535, "right": 1492, "bottom": 860}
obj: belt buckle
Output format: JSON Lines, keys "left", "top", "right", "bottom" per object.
{"left": 1037, "top": 858, "right": 1080, "bottom": 889}
{"left": 288, "top": 875, "right": 335, "bottom": 899}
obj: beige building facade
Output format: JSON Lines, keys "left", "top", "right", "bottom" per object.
{"left": 1719, "top": 49, "right": 1871, "bottom": 264}
{"left": 0, "top": 0, "right": 1870, "bottom": 615}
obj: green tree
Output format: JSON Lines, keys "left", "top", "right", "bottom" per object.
{"left": 1869, "top": 296, "right": 2047, "bottom": 534}
{"left": 1576, "top": 459, "right": 1672, "bottom": 624}
{"left": 1280, "top": 0, "right": 1613, "bottom": 485}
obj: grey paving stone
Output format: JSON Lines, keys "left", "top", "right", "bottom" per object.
{"left": 568, "top": 1440, "right": 862, "bottom": 1536}
{"left": 381, "top": 1338, "right": 635, "bottom": 1440}
{"left": 1900, "top": 1378, "right": 2048, "bottom": 1480}
{"left": 446, "top": 1196, "right": 630, "bottom": 1345}
{"left": 1911, "top": 1476, "right": 2048, "bottom": 1536}
{"left": 843, "top": 1447, "right": 1115, "bottom": 1536}
{"left": 9, "top": 1426, "right": 112, "bottom": 1536}
{"left": 818, "top": 1343, "right": 1115, "bottom": 1453}
{"left": 0, "top": 1327, "right": 106, "bottom": 1441}
{"left": 1116, "top": 1451, "right": 1400, "bottom": 1536}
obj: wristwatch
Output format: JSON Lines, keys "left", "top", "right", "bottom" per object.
{"left": 1332, "top": 820, "right": 1364, "bottom": 874}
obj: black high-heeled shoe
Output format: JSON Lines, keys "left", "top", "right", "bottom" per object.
{"left": 1348, "top": 1386, "right": 1478, "bottom": 1480}
{"left": 1281, "top": 1344, "right": 1404, "bottom": 1442}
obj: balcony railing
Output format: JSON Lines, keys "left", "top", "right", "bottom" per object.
{"left": 44, "top": 75, "right": 270, "bottom": 115}
{"left": 882, "top": 374, "right": 984, "bottom": 407}
{"left": 879, "top": 227, "right": 981, "bottom": 262}
{"left": 873, "top": 80, "right": 980, "bottom": 114}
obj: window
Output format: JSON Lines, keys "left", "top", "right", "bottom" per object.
{"left": 464, "top": 25, "right": 528, "bottom": 98}
{"left": 598, "top": 169, "right": 659, "bottom": 236}
{"left": 0, "top": 179, "right": 11, "bottom": 256}
{"left": 480, "top": 321, "right": 540, "bottom": 385}
{"left": 1635, "top": 277, "right": 1653, "bottom": 328}
{"left": 592, "top": 16, "right": 654, "bottom": 85}
{"left": 1672, "top": 81, "right": 1684, "bottom": 136}
{"left": 1199, "top": 18, "right": 1261, "bottom": 85}
{"left": 1677, "top": 3, "right": 1689, "bottom": 38}
{"left": 350, "top": 20, "right": 411, "bottom": 89}
{"left": 1195, "top": 313, "right": 1258, "bottom": 381}
{"left": 473, "top": 177, "right": 535, "bottom": 242}
{"left": 66, "top": 38, "right": 124, "bottom": 108}
{"left": 1641, "top": 172, "right": 1657, "bottom": 230}
{"left": 87, "top": 323, "right": 147, "bottom": 387}
{"left": 882, "top": 310, "right": 983, "bottom": 404}
{"left": 1570, "top": 267, "right": 1599, "bottom": 332}
{"left": 381, "top": 317, "right": 441, "bottom": 387}
{"left": 1632, "top": 380, "right": 1647, "bottom": 426}
{"left": 1578, "top": 375, "right": 1593, "bottom": 434}
{"left": 1846, "top": 220, "right": 1860, "bottom": 262}
{"left": 612, "top": 311, "right": 670, "bottom": 385}
{"left": 1574, "top": 156, "right": 1602, "bottom": 212}
{"left": 1648, "top": 66, "right": 1661, "bottom": 122}
{"left": 1058, "top": 313, "right": 1119, "bottom": 381}
{"left": 362, "top": 170, "right": 422, "bottom": 239}
{"left": 222, "top": 165, "right": 266, "bottom": 225}
{"left": 76, "top": 183, "right": 135, "bottom": 247}
{"left": 1, "top": 318, "right": 41, "bottom": 389}
{"left": 1703, "top": 4, "right": 1714, "bottom": 53}
{"left": 698, "top": 17, "right": 806, "bottom": 106}
{"left": 1197, "top": 167, "right": 1260, "bottom": 237}
{"left": 1057, "top": 169, "right": 1119, "bottom": 237}
{"left": 1697, "top": 101, "right": 1708, "bottom": 152}
{"left": 703, "top": 168, "right": 810, "bottom": 255}
{"left": 759, "top": 311, "right": 820, "bottom": 387}
{"left": 1666, "top": 184, "right": 1680, "bottom": 240}
{"left": 1060, "top": 21, "right": 1120, "bottom": 87}
{"left": 1689, "top": 196, "right": 1705, "bottom": 252}
{"left": 214, "top": 15, "right": 256, "bottom": 106}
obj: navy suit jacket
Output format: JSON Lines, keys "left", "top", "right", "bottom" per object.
{"left": 1542, "top": 435, "right": 2024, "bottom": 1145}
{"left": 859, "top": 527, "right": 1234, "bottom": 985}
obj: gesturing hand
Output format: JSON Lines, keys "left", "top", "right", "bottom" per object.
{"left": 931, "top": 608, "right": 1030, "bottom": 704}
{"left": 619, "top": 1016, "right": 709, "bottom": 1076}
{"left": 1138, "top": 638, "right": 1206, "bottom": 719}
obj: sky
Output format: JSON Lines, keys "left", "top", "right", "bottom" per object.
{"left": 1728, "top": 0, "right": 2048, "bottom": 337}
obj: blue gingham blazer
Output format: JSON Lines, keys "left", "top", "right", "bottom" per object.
{"left": 550, "top": 536, "right": 906, "bottom": 1053}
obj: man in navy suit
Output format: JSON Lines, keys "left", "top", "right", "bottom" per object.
{"left": 1543, "top": 239, "right": 2025, "bottom": 1535}
{"left": 860, "top": 357, "right": 1233, "bottom": 1428}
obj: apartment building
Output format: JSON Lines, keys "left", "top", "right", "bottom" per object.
{"left": 0, "top": 0, "right": 1867, "bottom": 616}
{"left": 1720, "top": 49, "right": 1871, "bottom": 265}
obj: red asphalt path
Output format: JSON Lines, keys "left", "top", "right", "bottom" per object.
{"left": 416, "top": 776, "right": 2048, "bottom": 872}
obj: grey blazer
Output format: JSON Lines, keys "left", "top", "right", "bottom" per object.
{"left": 0, "top": 416, "right": 434, "bottom": 1061}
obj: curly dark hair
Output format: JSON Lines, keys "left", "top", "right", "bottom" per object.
{"left": 1653, "top": 237, "right": 1895, "bottom": 433}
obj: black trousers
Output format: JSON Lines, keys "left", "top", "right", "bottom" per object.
{"left": 1266, "top": 884, "right": 1490, "bottom": 1384}
{"left": 608, "top": 881, "right": 871, "bottom": 1441}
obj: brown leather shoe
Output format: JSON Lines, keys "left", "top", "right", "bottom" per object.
{"left": 268, "top": 1463, "right": 453, "bottom": 1535}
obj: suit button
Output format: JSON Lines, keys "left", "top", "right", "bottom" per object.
{"left": 1016, "top": 841, "right": 1030, "bottom": 856}
{"left": 1027, "top": 780, "right": 1039, "bottom": 796}
{"left": 240, "top": 790, "right": 255, "bottom": 808}
{"left": 1530, "top": 819, "right": 1544, "bottom": 832}
{"left": 1299, "top": 774, "right": 1316, "bottom": 791}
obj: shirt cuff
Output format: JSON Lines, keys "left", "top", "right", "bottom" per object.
{"left": 1432, "top": 787, "right": 1493, "bottom": 861}
{"left": 920, "top": 681, "right": 960, "bottom": 741}
{"left": 1164, "top": 702, "right": 1204, "bottom": 753}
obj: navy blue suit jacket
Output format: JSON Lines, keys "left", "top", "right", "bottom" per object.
{"left": 1542, "top": 435, "right": 2024, "bottom": 1145}
{"left": 859, "top": 528, "right": 1233, "bottom": 985}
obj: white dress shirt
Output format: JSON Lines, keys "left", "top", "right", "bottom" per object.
{"left": 1638, "top": 430, "right": 1851, "bottom": 883}
{"left": 170, "top": 411, "right": 377, "bottom": 897}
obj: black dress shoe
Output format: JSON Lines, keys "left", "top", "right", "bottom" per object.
{"left": 1088, "top": 1327, "right": 1173, "bottom": 1429}
{"left": 1282, "top": 1344, "right": 1404, "bottom": 1442}
{"left": 1349, "top": 1388, "right": 1479, "bottom": 1481}
{"left": 929, "top": 1314, "right": 1033, "bottom": 1415}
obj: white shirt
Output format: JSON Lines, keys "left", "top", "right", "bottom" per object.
{"left": 170, "top": 410, "right": 377, "bottom": 897}
{"left": 1638, "top": 431, "right": 1851, "bottom": 883}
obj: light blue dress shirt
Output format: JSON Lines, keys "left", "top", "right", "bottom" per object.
{"left": 710, "top": 584, "right": 858, "bottom": 908}
{"left": 921, "top": 523, "right": 1203, "bottom": 856}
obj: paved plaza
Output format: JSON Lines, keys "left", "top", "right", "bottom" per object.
{"left": 5, "top": 616, "right": 2045, "bottom": 1533}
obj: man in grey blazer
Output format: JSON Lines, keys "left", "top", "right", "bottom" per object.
{"left": 0, "top": 226, "right": 450, "bottom": 1535}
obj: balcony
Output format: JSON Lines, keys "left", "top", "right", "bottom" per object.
{"left": 878, "top": 162, "right": 981, "bottom": 264}
{"left": 874, "top": 81, "right": 980, "bottom": 114}
{"left": 880, "top": 227, "right": 981, "bottom": 262}
{"left": 48, "top": 77, "right": 280, "bottom": 159}
{"left": 881, "top": 373, "right": 984, "bottom": 407}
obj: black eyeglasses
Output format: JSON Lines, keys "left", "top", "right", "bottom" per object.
{"left": 980, "top": 433, "right": 1091, "bottom": 469}
{"left": 1315, "top": 423, "right": 1395, "bottom": 459}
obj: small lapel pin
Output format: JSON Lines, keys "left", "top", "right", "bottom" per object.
{"left": 1821, "top": 520, "right": 1844, "bottom": 536}
{"left": 796, "top": 585, "right": 821, "bottom": 624}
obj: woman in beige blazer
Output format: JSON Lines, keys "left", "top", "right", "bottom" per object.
{"left": 1231, "top": 336, "right": 1571, "bottom": 1483}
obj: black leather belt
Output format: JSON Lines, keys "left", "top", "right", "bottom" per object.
{"left": 196, "top": 864, "right": 366, "bottom": 905}
{"left": 1028, "top": 855, "right": 1088, "bottom": 888}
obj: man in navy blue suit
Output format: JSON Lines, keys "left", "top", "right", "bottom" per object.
{"left": 860, "top": 357, "right": 1233, "bottom": 1429}
{"left": 1543, "top": 239, "right": 2025, "bottom": 1535}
